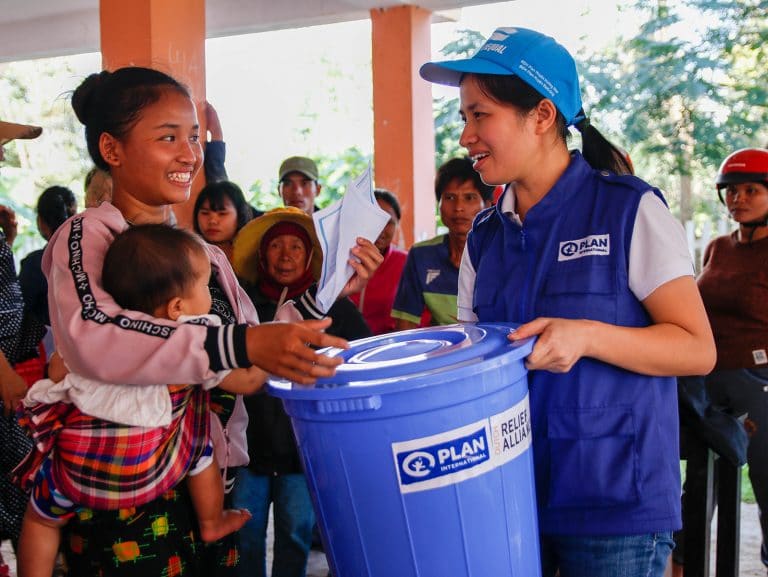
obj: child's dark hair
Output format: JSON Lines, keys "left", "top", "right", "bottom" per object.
{"left": 71, "top": 67, "right": 190, "bottom": 171}
{"left": 84, "top": 167, "right": 104, "bottom": 191}
{"left": 37, "top": 185, "right": 77, "bottom": 234}
{"left": 435, "top": 157, "right": 495, "bottom": 202}
{"left": 103, "top": 224, "right": 207, "bottom": 315}
{"left": 470, "top": 74, "right": 633, "bottom": 175}
{"left": 373, "top": 188, "right": 401, "bottom": 221}
{"left": 193, "top": 180, "right": 253, "bottom": 236}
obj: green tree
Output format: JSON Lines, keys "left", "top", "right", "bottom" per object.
{"left": 247, "top": 179, "right": 275, "bottom": 212}
{"left": 0, "top": 57, "right": 93, "bottom": 256}
{"left": 315, "top": 146, "right": 372, "bottom": 207}
{"left": 581, "top": 0, "right": 768, "bottom": 221}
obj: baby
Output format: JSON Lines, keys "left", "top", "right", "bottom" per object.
{"left": 17, "top": 224, "right": 262, "bottom": 576}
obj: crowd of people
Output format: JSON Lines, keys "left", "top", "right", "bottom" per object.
{"left": 0, "top": 23, "right": 766, "bottom": 577}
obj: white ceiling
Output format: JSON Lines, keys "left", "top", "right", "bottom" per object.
{"left": 0, "top": 0, "right": 497, "bottom": 63}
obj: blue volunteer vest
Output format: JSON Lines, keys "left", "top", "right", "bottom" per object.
{"left": 467, "top": 153, "right": 681, "bottom": 535}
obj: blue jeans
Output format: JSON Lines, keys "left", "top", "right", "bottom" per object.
{"left": 231, "top": 468, "right": 315, "bottom": 577}
{"left": 540, "top": 532, "right": 674, "bottom": 577}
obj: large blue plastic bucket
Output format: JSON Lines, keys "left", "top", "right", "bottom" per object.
{"left": 269, "top": 323, "right": 540, "bottom": 577}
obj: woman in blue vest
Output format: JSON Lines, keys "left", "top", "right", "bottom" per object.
{"left": 420, "top": 27, "right": 716, "bottom": 577}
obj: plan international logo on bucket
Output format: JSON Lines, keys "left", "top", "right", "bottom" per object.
{"left": 392, "top": 394, "right": 531, "bottom": 493}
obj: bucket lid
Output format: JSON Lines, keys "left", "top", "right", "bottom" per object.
{"left": 269, "top": 323, "right": 534, "bottom": 398}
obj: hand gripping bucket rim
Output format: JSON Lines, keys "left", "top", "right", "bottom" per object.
{"left": 269, "top": 322, "right": 535, "bottom": 400}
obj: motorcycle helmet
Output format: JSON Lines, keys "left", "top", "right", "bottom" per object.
{"left": 716, "top": 148, "right": 768, "bottom": 204}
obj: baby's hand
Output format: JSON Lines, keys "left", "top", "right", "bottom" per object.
{"left": 47, "top": 352, "right": 70, "bottom": 383}
{"left": 217, "top": 366, "right": 267, "bottom": 395}
{"left": 244, "top": 365, "right": 268, "bottom": 393}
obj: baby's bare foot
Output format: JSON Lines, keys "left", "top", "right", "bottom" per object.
{"left": 199, "top": 509, "right": 251, "bottom": 543}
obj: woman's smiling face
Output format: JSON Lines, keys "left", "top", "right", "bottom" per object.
{"left": 109, "top": 88, "right": 203, "bottom": 208}
{"left": 458, "top": 74, "right": 536, "bottom": 187}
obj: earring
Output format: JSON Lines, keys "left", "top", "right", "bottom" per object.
{"left": 103, "top": 149, "right": 118, "bottom": 164}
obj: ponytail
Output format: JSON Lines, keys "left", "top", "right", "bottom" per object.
{"left": 575, "top": 116, "right": 633, "bottom": 176}
{"left": 72, "top": 67, "right": 189, "bottom": 170}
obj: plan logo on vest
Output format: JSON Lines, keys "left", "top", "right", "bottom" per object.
{"left": 558, "top": 234, "right": 610, "bottom": 261}
{"left": 394, "top": 427, "right": 490, "bottom": 489}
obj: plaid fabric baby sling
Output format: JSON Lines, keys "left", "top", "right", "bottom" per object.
{"left": 16, "top": 384, "right": 210, "bottom": 510}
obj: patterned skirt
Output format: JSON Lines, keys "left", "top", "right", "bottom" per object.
{"left": 63, "top": 482, "right": 241, "bottom": 577}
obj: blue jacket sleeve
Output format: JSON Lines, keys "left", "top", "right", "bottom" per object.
{"left": 204, "top": 140, "right": 228, "bottom": 183}
{"left": 391, "top": 250, "right": 425, "bottom": 323}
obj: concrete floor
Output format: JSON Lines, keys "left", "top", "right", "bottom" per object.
{"left": 2, "top": 503, "right": 765, "bottom": 576}
{"left": 304, "top": 547, "right": 330, "bottom": 577}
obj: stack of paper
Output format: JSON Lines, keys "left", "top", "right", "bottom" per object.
{"left": 312, "top": 164, "right": 390, "bottom": 314}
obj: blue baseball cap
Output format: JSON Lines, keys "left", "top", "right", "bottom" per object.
{"left": 420, "top": 27, "right": 585, "bottom": 126}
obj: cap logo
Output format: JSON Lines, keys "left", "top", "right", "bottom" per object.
{"left": 481, "top": 43, "right": 507, "bottom": 55}
{"left": 519, "top": 59, "right": 558, "bottom": 97}
{"left": 482, "top": 28, "right": 517, "bottom": 55}
{"left": 493, "top": 27, "right": 519, "bottom": 38}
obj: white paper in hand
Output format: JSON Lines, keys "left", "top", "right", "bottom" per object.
{"left": 313, "top": 164, "right": 390, "bottom": 314}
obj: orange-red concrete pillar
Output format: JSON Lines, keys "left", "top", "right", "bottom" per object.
{"left": 99, "top": 0, "right": 207, "bottom": 229}
{"left": 371, "top": 6, "right": 436, "bottom": 248}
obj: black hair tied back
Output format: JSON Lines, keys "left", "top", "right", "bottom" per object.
{"left": 71, "top": 67, "right": 188, "bottom": 171}
{"left": 576, "top": 114, "right": 634, "bottom": 176}
{"left": 71, "top": 70, "right": 110, "bottom": 127}
{"left": 576, "top": 116, "right": 590, "bottom": 132}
